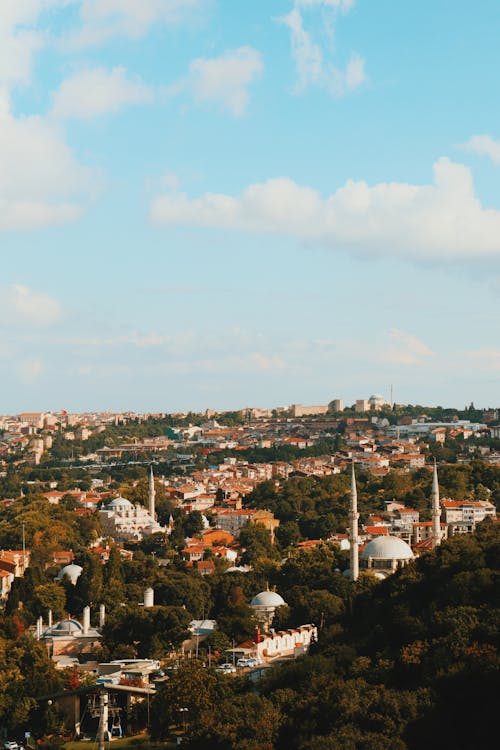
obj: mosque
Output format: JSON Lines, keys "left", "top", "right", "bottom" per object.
{"left": 98, "top": 468, "right": 168, "bottom": 542}
{"left": 347, "top": 460, "right": 443, "bottom": 580}
{"left": 250, "top": 588, "right": 287, "bottom": 630}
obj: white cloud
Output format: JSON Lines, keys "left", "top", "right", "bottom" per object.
{"left": 0, "top": 1, "right": 68, "bottom": 88}
{"left": 280, "top": 0, "right": 365, "bottom": 96}
{"left": 281, "top": 9, "right": 323, "bottom": 91}
{"left": 296, "top": 1, "right": 354, "bottom": 8}
{"left": 342, "top": 52, "right": 365, "bottom": 88}
{"left": 0, "top": 285, "right": 62, "bottom": 325}
{"left": 382, "top": 329, "right": 434, "bottom": 366}
{"left": 0, "top": 95, "right": 94, "bottom": 229}
{"left": 461, "top": 135, "right": 500, "bottom": 165}
{"left": 51, "top": 66, "right": 153, "bottom": 119}
{"left": 65, "top": 0, "right": 204, "bottom": 48}
{"left": 187, "top": 47, "right": 264, "bottom": 116}
{"left": 150, "top": 157, "right": 500, "bottom": 261}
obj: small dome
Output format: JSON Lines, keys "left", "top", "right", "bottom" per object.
{"left": 369, "top": 394, "right": 386, "bottom": 406}
{"left": 361, "top": 536, "right": 413, "bottom": 561}
{"left": 57, "top": 563, "right": 83, "bottom": 584}
{"left": 106, "top": 496, "right": 133, "bottom": 510}
{"left": 52, "top": 619, "right": 83, "bottom": 634}
{"left": 251, "top": 590, "right": 286, "bottom": 607}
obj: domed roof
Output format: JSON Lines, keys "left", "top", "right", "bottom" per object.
{"left": 251, "top": 590, "right": 286, "bottom": 608}
{"left": 106, "top": 496, "right": 133, "bottom": 510}
{"left": 56, "top": 563, "right": 83, "bottom": 583}
{"left": 360, "top": 535, "right": 414, "bottom": 561}
{"left": 52, "top": 619, "right": 83, "bottom": 634}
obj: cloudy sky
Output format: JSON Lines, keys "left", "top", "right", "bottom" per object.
{"left": 2, "top": 0, "right": 500, "bottom": 413}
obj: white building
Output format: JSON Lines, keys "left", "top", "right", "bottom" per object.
{"left": 441, "top": 498, "right": 496, "bottom": 535}
{"left": 212, "top": 508, "right": 255, "bottom": 537}
{"left": 99, "top": 497, "right": 165, "bottom": 542}
{"left": 254, "top": 625, "right": 317, "bottom": 660}
{"left": 355, "top": 400, "right": 370, "bottom": 413}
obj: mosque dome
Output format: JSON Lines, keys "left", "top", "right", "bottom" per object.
{"left": 56, "top": 563, "right": 83, "bottom": 584}
{"left": 368, "top": 394, "right": 387, "bottom": 407}
{"left": 360, "top": 536, "right": 414, "bottom": 561}
{"left": 251, "top": 590, "right": 286, "bottom": 608}
{"left": 106, "top": 496, "right": 134, "bottom": 511}
{"left": 51, "top": 619, "right": 83, "bottom": 634}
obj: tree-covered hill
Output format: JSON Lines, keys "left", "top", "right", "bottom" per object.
{"left": 261, "top": 520, "right": 500, "bottom": 750}
{"left": 155, "top": 520, "right": 499, "bottom": 750}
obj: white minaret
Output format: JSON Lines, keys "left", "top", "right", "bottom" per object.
{"left": 431, "top": 459, "right": 441, "bottom": 549}
{"left": 83, "top": 605, "right": 90, "bottom": 635}
{"left": 349, "top": 460, "right": 359, "bottom": 581}
{"left": 149, "top": 465, "right": 156, "bottom": 519}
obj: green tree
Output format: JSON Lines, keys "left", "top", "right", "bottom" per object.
{"left": 150, "top": 661, "right": 230, "bottom": 740}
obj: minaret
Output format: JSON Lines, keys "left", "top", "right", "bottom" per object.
{"left": 149, "top": 466, "right": 156, "bottom": 519}
{"left": 431, "top": 459, "right": 441, "bottom": 549}
{"left": 349, "top": 460, "right": 359, "bottom": 581}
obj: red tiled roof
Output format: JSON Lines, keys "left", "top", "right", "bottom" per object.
{"left": 365, "top": 526, "right": 389, "bottom": 535}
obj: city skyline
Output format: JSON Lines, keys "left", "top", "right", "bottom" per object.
{"left": 2, "top": 1, "right": 500, "bottom": 412}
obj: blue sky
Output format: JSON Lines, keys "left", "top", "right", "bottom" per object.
{"left": 2, "top": 0, "right": 500, "bottom": 413}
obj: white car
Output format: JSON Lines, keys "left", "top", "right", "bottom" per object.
{"left": 216, "top": 663, "right": 237, "bottom": 674}
{"left": 246, "top": 658, "right": 261, "bottom": 667}
{"left": 237, "top": 658, "right": 250, "bottom": 667}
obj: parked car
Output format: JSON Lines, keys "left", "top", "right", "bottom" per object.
{"left": 216, "top": 663, "right": 237, "bottom": 674}
{"left": 246, "top": 657, "right": 261, "bottom": 667}
{"left": 3, "top": 741, "right": 21, "bottom": 750}
{"left": 237, "top": 657, "right": 250, "bottom": 667}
